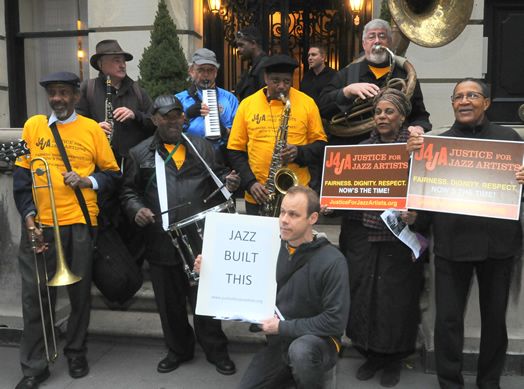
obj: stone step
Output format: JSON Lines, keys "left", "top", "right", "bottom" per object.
{"left": 87, "top": 307, "right": 356, "bottom": 355}
{"left": 87, "top": 198, "right": 344, "bottom": 351}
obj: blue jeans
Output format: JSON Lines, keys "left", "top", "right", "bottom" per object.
{"left": 236, "top": 334, "right": 338, "bottom": 389}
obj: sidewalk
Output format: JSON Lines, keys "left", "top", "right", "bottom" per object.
{"left": 2, "top": 338, "right": 523, "bottom": 389}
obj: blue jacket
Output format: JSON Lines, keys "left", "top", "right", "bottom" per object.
{"left": 176, "top": 86, "right": 239, "bottom": 150}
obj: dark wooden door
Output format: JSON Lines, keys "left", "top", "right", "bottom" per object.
{"left": 484, "top": 0, "right": 524, "bottom": 124}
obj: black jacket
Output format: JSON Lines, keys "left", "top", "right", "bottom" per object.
{"left": 276, "top": 236, "right": 350, "bottom": 347}
{"left": 234, "top": 52, "right": 269, "bottom": 101}
{"left": 300, "top": 65, "right": 337, "bottom": 104}
{"left": 76, "top": 73, "right": 155, "bottom": 160}
{"left": 119, "top": 132, "right": 231, "bottom": 265}
{"left": 412, "top": 118, "right": 523, "bottom": 261}
{"left": 318, "top": 58, "right": 431, "bottom": 144}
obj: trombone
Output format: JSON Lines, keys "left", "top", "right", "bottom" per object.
{"left": 29, "top": 157, "right": 82, "bottom": 363}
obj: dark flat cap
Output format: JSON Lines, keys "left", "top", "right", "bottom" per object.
{"left": 90, "top": 39, "right": 133, "bottom": 71}
{"left": 263, "top": 55, "right": 300, "bottom": 74}
{"left": 39, "top": 72, "right": 80, "bottom": 88}
{"left": 153, "top": 95, "right": 184, "bottom": 115}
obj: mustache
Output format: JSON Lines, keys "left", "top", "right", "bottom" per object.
{"left": 50, "top": 101, "right": 65, "bottom": 109}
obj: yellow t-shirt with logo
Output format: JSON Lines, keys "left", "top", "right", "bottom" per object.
{"left": 228, "top": 87, "right": 327, "bottom": 204}
{"left": 164, "top": 143, "right": 186, "bottom": 169}
{"left": 15, "top": 114, "right": 120, "bottom": 226}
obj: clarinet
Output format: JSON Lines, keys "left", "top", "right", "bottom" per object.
{"left": 105, "top": 75, "right": 115, "bottom": 145}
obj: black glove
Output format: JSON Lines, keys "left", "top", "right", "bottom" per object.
{"left": 185, "top": 103, "right": 202, "bottom": 119}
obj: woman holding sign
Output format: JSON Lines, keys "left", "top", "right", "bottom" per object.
{"left": 341, "top": 89, "right": 425, "bottom": 387}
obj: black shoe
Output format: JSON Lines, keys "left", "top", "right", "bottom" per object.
{"left": 157, "top": 355, "right": 193, "bottom": 373}
{"left": 380, "top": 360, "right": 401, "bottom": 387}
{"left": 356, "top": 358, "right": 385, "bottom": 381}
{"left": 157, "top": 356, "right": 179, "bottom": 373}
{"left": 68, "top": 356, "right": 89, "bottom": 378}
{"left": 15, "top": 366, "right": 50, "bottom": 389}
{"left": 216, "top": 359, "right": 236, "bottom": 375}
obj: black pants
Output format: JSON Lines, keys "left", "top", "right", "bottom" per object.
{"left": 434, "top": 256, "right": 514, "bottom": 389}
{"left": 148, "top": 262, "right": 229, "bottom": 363}
{"left": 245, "top": 201, "right": 261, "bottom": 216}
{"left": 236, "top": 335, "right": 338, "bottom": 389}
{"left": 18, "top": 224, "right": 94, "bottom": 376}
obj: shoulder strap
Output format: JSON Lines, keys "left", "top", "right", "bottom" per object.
{"left": 49, "top": 122, "right": 94, "bottom": 237}
{"left": 86, "top": 78, "right": 96, "bottom": 107}
{"left": 144, "top": 141, "right": 181, "bottom": 195}
{"left": 132, "top": 82, "right": 143, "bottom": 108}
{"left": 182, "top": 133, "right": 230, "bottom": 200}
{"left": 187, "top": 84, "right": 202, "bottom": 104}
{"left": 346, "top": 62, "right": 361, "bottom": 85}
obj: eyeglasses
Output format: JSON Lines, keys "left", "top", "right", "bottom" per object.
{"left": 193, "top": 67, "right": 216, "bottom": 75}
{"left": 365, "top": 32, "right": 388, "bottom": 42}
{"left": 451, "top": 92, "right": 486, "bottom": 103}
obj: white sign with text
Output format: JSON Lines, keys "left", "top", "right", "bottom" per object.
{"left": 195, "top": 212, "right": 280, "bottom": 322}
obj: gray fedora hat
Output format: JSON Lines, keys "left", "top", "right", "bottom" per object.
{"left": 90, "top": 39, "right": 133, "bottom": 71}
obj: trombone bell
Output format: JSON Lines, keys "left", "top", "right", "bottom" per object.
{"left": 30, "top": 157, "right": 82, "bottom": 286}
{"left": 47, "top": 261, "right": 82, "bottom": 286}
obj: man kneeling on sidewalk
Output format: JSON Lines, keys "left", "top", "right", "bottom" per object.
{"left": 195, "top": 186, "right": 350, "bottom": 389}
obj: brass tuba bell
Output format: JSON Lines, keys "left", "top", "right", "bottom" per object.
{"left": 388, "top": 0, "right": 474, "bottom": 49}
{"left": 329, "top": 0, "right": 474, "bottom": 137}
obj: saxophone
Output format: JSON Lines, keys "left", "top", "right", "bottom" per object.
{"left": 260, "top": 93, "right": 299, "bottom": 217}
{"left": 105, "top": 75, "right": 115, "bottom": 145}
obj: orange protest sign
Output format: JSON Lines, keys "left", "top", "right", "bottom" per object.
{"left": 407, "top": 136, "right": 524, "bottom": 220}
{"left": 320, "top": 144, "right": 410, "bottom": 210}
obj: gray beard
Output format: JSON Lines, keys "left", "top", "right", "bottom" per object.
{"left": 52, "top": 108, "right": 69, "bottom": 121}
{"left": 369, "top": 52, "right": 387, "bottom": 64}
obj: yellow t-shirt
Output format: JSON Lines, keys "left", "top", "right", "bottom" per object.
{"left": 164, "top": 143, "right": 187, "bottom": 170}
{"left": 228, "top": 87, "right": 327, "bottom": 204}
{"left": 369, "top": 65, "right": 390, "bottom": 80}
{"left": 15, "top": 114, "right": 120, "bottom": 226}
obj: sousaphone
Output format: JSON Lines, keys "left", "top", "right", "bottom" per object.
{"left": 389, "top": 0, "right": 474, "bottom": 49}
{"left": 329, "top": 0, "right": 474, "bottom": 137}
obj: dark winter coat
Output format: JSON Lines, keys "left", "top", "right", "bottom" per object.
{"left": 119, "top": 132, "right": 231, "bottom": 266}
{"left": 412, "top": 118, "right": 523, "bottom": 262}
{"left": 234, "top": 52, "right": 269, "bottom": 101}
{"left": 76, "top": 72, "right": 156, "bottom": 160}
{"left": 276, "top": 236, "right": 350, "bottom": 348}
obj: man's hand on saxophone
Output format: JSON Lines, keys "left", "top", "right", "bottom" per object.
{"left": 250, "top": 182, "right": 269, "bottom": 205}
{"left": 281, "top": 143, "right": 298, "bottom": 165}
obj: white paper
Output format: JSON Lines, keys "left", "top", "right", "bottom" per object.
{"left": 213, "top": 315, "right": 264, "bottom": 324}
{"left": 380, "top": 208, "right": 425, "bottom": 259}
{"left": 196, "top": 213, "right": 281, "bottom": 322}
